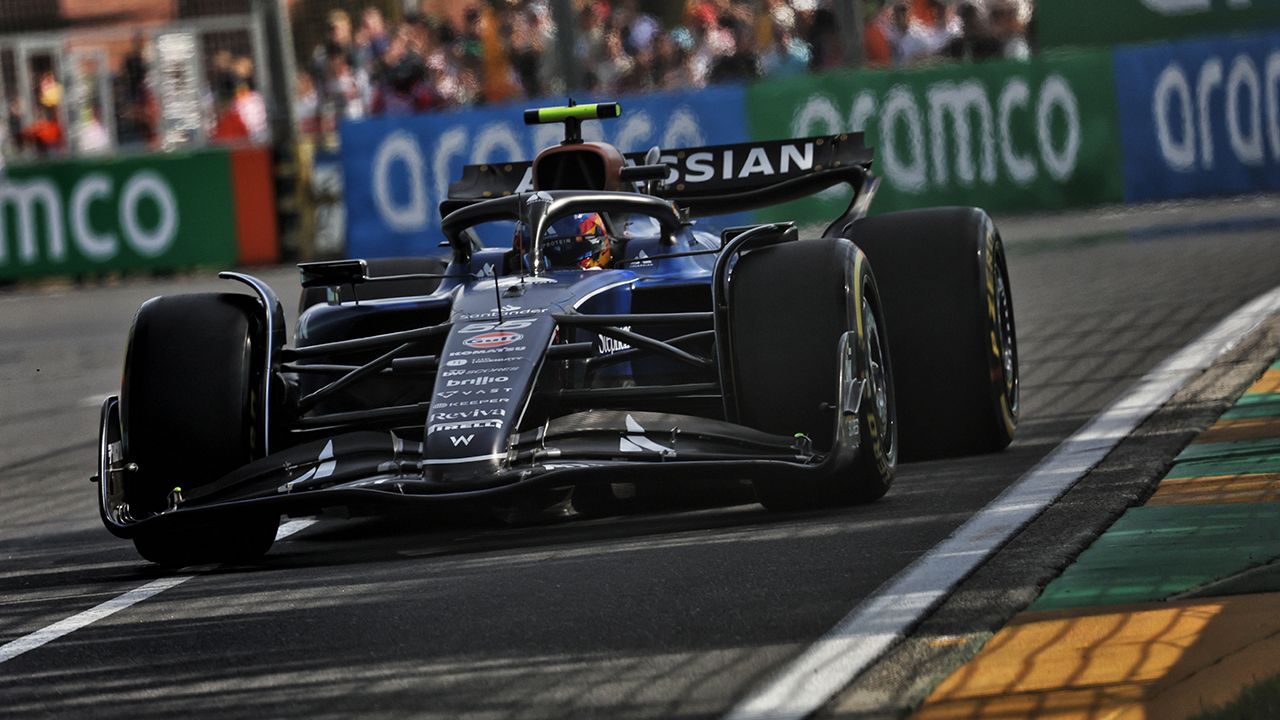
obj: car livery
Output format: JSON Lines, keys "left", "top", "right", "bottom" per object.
{"left": 94, "top": 102, "right": 1020, "bottom": 566}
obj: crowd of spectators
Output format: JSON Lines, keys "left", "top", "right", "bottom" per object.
{"left": 4, "top": 70, "right": 68, "bottom": 159}
{"left": 300, "top": 0, "right": 1033, "bottom": 133}
{"left": 0, "top": 0, "right": 1035, "bottom": 158}
{"left": 864, "top": 0, "right": 1031, "bottom": 67}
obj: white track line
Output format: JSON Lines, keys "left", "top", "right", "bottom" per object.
{"left": 0, "top": 518, "right": 316, "bottom": 665}
{"left": 727, "top": 285, "right": 1280, "bottom": 720}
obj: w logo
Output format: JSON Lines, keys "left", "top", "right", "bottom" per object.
{"left": 450, "top": 435, "right": 475, "bottom": 447}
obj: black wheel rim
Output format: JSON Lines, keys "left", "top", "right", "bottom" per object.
{"left": 863, "top": 296, "right": 894, "bottom": 458}
{"left": 994, "top": 261, "right": 1019, "bottom": 416}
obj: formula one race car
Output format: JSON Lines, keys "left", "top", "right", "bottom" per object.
{"left": 94, "top": 102, "right": 1019, "bottom": 566}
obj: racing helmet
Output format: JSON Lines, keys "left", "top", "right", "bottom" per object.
{"left": 517, "top": 213, "right": 612, "bottom": 271}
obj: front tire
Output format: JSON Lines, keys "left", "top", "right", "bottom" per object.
{"left": 132, "top": 513, "right": 280, "bottom": 567}
{"left": 122, "top": 293, "right": 278, "bottom": 566}
{"left": 728, "top": 237, "right": 897, "bottom": 510}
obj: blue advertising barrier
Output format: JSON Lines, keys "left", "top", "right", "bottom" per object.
{"left": 340, "top": 85, "right": 750, "bottom": 259}
{"left": 1115, "top": 31, "right": 1280, "bottom": 203}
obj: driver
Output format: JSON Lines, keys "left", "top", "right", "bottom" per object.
{"left": 517, "top": 212, "right": 614, "bottom": 271}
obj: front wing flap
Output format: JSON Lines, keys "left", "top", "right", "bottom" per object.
{"left": 96, "top": 403, "right": 856, "bottom": 536}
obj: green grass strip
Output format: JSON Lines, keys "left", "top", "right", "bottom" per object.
{"left": 1175, "top": 438, "right": 1280, "bottom": 463}
{"left": 1180, "top": 560, "right": 1280, "bottom": 599}
{"left": 1030, "top": 503, "right": 1280, "bottom": 611}
{"left": 1166, "top": 453, "right": 1280, "bottom": 479}
{"left": 1235, "top": 391, "right": 1280, "bottom": 406}
{"left": 1222, "top": 397, "right": 1280, "bottom": 421}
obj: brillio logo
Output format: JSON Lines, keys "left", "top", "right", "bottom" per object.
{"left": 463, "top": 332, "right": 522, "bottom": 349}
{"left": 0, "top": 170, "right": 180, "bottom": 267}
{"left": 445, "top": 375, "right": 509, "bottom": 387}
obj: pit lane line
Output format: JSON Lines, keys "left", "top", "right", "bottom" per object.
{"left": 726, "top": 284, "right": 1280, "bottom": 720}
{"left": 0, "top": 519, "right": 317, "bottom": 665}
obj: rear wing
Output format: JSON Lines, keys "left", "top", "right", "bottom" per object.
{"left": 446, "top": 133, "right": 874, "bottom": 218}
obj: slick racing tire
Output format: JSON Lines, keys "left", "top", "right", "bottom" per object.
{"left": 132, "top": 513, "right": 281, "bottom": 569}
{"left": 850, "top": 207, "right": 1018, "bottom": 460}
{"left": 729, "top": 237, "right": 897, "bottom": 510}
{"left": 122, "top": 293, "right": 279, "bottom": 566}
{"left": 298, "top": 257, "right": 449, "bottom": 313}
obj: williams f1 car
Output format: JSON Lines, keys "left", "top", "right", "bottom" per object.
{"left": 94, "top": 102, "right": 1019, "bottom": 565}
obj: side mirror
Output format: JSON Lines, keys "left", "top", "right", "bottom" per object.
{"left": 298, "top": 259, "right": 368, "bottom": 289}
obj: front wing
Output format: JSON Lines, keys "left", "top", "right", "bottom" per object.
{"left": 96, "top": 401, "right": 865, "bottom": 538}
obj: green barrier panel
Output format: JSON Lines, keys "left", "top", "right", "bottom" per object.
{"left": 1037, "top": 0, "right": 1280, "bottom": 49}
{"left": 0, "top": 149, "right": 237, "bottom": 280}
{"left": 746, "top": 51, "right": 1124, "bottom": 224}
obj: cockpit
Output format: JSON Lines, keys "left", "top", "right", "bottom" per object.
{"left": 442, "top": 190, "right": 684, "bottom": 276}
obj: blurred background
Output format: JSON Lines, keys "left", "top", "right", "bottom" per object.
{"left": 0, "top": 0, "right": 1035, "bottom": 156}
{"left": 0, "top": 0, "right": 1275, "bottom": 277}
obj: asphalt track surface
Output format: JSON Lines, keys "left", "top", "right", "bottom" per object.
{"left": 2, "top": 196, "right": 1280, "bottom": 719}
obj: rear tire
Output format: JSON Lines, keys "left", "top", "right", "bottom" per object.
{"left": 122, "top": 293, "right": 279, "bottom": 566}
{"left": 728, "top": 238, "right": 897, "bottom": 510}
{"left": 850, "top": 207, "right": 1018, "bottom": 460}
{"left": 298, "top": 257, "right": 448, "bottom": 313}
